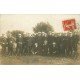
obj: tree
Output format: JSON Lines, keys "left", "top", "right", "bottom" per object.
{"left": 10, "top": 30, "right": 24, "bottom": 38}
{"left": 33, "top": 22, "right": 54, "bottom": 33}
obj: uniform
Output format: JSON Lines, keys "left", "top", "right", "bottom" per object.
{"left": 42, "top": 33, "right": 48, "bottom": 55}
{"left": 47, "top": 34, "right": 53, "bottom": 55}
{"left": 16, "top": 34, "right": 23, "bottom": 55}
{"left": 0, "top": 35, "right": 7, "bottom": 55}
{"left": 6, "top": 36, "right": 15, "bottom": 55}
{"left": 22, "top": 35, "right": 29, "bottom": 55}
{"left": 71, "top": 34, "right": 79, "bottom": 58}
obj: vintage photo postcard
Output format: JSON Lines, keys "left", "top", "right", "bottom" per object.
{"left": 0, "top": 14, "right": 80, "bottom": 65}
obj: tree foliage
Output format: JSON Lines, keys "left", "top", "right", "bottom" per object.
{"left": 33, "top": 22, "right": 53, "bottom": 33}
{"left": 10, "top": 30, "right": 24, "bottom": 38}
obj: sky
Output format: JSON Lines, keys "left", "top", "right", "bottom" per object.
{"left": 0, "top": 14, "right": 80, "bottom": 35}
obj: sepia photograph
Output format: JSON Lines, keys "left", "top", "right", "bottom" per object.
{"left": 0, "top": 14, "right": 80, "bottom": 65}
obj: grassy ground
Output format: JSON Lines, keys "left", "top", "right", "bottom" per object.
{"left": 0, "top": 45, "right": 80, "bottom": 65}
{"left": 1, "top": 55, "right": 79, "bottom": 65}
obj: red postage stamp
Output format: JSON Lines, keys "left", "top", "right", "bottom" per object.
{"left": 62, "top": 19, "right": 77, "bottom": 31}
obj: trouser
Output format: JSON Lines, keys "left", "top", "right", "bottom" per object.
{"left": 43, "top": 45, "right": 48, "bottom": 55}
{"left": 7, "top": 45, "right": 14, "bottom": 55}
{"left": 16, "top": 44, "right": 23, "bottom": 55}
{"left": 1, "top": 46, "right": 6, "bottom": 55}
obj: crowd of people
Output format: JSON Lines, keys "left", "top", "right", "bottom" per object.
{"left": 0, "top": 31, "right": 79, "bottom": 58}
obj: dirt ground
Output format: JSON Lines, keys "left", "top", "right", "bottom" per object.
{"left": 0, "top": 45, "right": 80, "bottom": 65}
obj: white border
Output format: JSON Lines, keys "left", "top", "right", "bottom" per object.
{"left": 0, "top": 65, "right": 80, "bottom": 80}
{"left": 0, "top": 0, "right": 80, "bottom": 14}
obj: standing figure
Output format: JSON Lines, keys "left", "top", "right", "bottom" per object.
{"left": 0, "top": 34, "right": 7, "bottom": 55}
{"left": 22, "top": 33, "right": 29, "bottom": 55}
{"left": 6, "top": 33, "right": 15, "bottom": 55}
{"left": 16, "top": 34, "right": 23, "bottom": 55}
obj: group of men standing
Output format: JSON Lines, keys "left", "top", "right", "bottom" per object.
{"left": 0, "top": 31, "right": 79, "bottom": 58}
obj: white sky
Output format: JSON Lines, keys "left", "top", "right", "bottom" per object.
{"left": 0, "top": 14, "right": 80, "bottom": 35}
